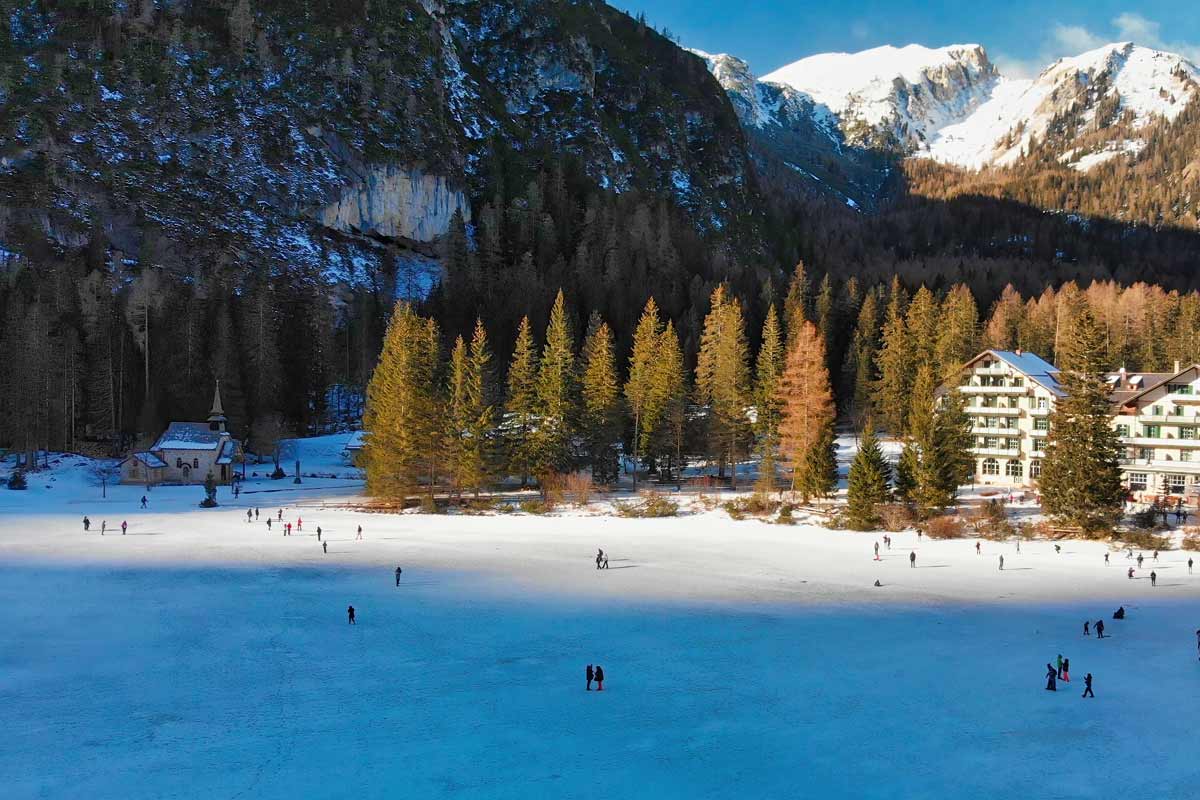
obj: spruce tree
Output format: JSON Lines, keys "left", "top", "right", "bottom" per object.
{"left": 875, "top": 278, "right": 913, "bottom": 434}
{"left": 1039, "top": 309, "right": 1126, "bottom": 531}
{"left": 695, "top": 286, "right": 750, "bottom": 489}
{"left": 580, "top": 314, "right": 622, "bottom": 484}
{"left": 363, "top": 304, "right": 440, "bottom": 500}
{"left": 754, "top": 306, "right": 785, "bottom": 493}
{"left": 935, "top": 284, "right": 980, "bottom": 380}
{"left": 777, "top": 320, "right": 835, "bottom": 498}
{"left": 505, "top": 316, "right": 539, "bottom": 487}
{"left": 626, "top": 297, "right": 665, "bottom": 486}
{"left": 654, "top": 321, "right": 688, "bottom": 484}
{"left": 532, "top": 290, "right": 577, "bottom": 481}
{"left": 797, "top": 418, "right": 838, "bottom": 503}
{"left": 846, "top": 424, "right": 891, "bottom": 530}
{"left": 463, "top": 319, "right": 496, "bottom": 495}
{"left": 844, "top": 289, "right": 881, "bottom": 424}
{"left": 893, "top": 442, "right": 919, "bottom": 504}
{"left": 445, "top": 335, "right": 471, "bottom": 499}
{"left": 905, "top": 285, "right": 940, "bottom": 372}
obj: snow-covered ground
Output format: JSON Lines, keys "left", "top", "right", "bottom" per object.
{"left": 3, "top": 448, "right": 1199, "bottom": 798}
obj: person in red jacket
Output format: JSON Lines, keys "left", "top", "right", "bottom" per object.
{"left": 594, "top": 664, "right": 605, "bottom": 691}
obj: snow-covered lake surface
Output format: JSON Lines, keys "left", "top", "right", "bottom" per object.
{"left": 3, "top": 461, "right": 1199, "bottom": 798}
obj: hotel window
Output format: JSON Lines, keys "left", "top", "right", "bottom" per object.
{"left": 1011, "top": 377, "right": 1023, "bottom": 387}
{"left": 1152, "top": 405, "right": 1163, "bottom": 416}
{"left": 1169, "top": 474, "right": 1187, "bottom": 494}
{"left": 1182, "top": 428, "right": 1197, "bottom": 440}
{"left": 1182, "top": 452, "right": 1192, "bottom": 463}
{"left": 1032, "top": 439, "right": 1045, "bottom": 452}
{"left": 193, "top": 458, "right": 199, "bottom": 469}
{"left": 1169, "top": 383, "right": 1193, "bottom": 395}
{"left": 1030, "top": 460, "right": 1042, "bottom": 479}
{"left": 985, "top": 437, "right": 1000, "bottom": 449}
{"left": 1035, "top": 418, "right": 1050, "bottom": 431}
{"left": 1129, "top": 473, "right": 1148, "bottom": 491}
{"left": 1140, "top": 448, "right": 1154, "bottom": 460}
{"left": 1005, "top": 461, "right": 1024, "bottom": 478}
{"left": 1144, "top": 425, "right": 1161, "bottom": 438}
{"left": 982, "top": 458, "right": 1000, "bottom": 476}
{"left": 1037, "top": 398, "right": 1048, "bottom": 410}
{"left": 1116, "top": 424, "right": 1130, "bottom": 436}
{"left": 1006, "top": 438, "right": 1019, "bottom": 450}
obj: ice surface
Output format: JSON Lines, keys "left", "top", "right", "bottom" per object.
{"left": 2, "top": 446, "right": 1199, "bottom": 798}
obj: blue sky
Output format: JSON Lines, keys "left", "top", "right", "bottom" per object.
{"left": 614, "top": 1, "right": 1200, "bottom": 77}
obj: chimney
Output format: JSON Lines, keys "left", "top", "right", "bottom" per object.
{"left": 1118, "top": 365, "right": 1127, "bottom": 389}
{"left": 1014, "top": 348, "right": 1022, "bottom": 356}
{"left": 1175, "top": 360, "right": 1182, "bottom": 374}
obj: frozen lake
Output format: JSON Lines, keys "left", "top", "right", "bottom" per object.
{"left": 1, "top": 467, "right": 1199, "bottom": 798}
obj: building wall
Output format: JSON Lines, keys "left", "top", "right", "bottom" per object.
{"left": 1112, "top": 366, "right": 1200, "bottom": 504}
{"left": 157, "top": 447, "right": 237, "bottom": 484}
{"left": 953, "top": 355, "right": 1055, "bottom": 488}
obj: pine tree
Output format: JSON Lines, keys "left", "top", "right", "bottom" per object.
{"left": 846, "top": 424, "right": 891, "bottom": 530}
{"left": 796, "top": 418, "right": 838, "bottom": 502}
{"left": 363, "top": 304, "right": 440, "bottom": 500}
{"left": 783, "top": 261, "right": 812, "bottom": 347}
{"left": 695, "top": 286, "right": 750, "bottom": 489}
{"left": 935, "top": 284, "right": 980, "bottom": 379}
{"left": 580, "top": 314, "right": 622, "bottom": 484}
{"left": 893, "top": 442, "right": 919, "bottom": 504}
{"left": 505, "top": 316, "right": 539, "bottom": 487}
{"left": 653, "top": 321, "right": 688, "bottom": 484}
{"left": 844, "top": 289, "right": 881, "bottom": 424}
{"left": 532, "top": 290, "right": 577, "bottom": 482}
{"left": 875, "top": 278, "right": 913, "bottom": 434}
{"left": 777, "top": 320, "right": 835, "bottom": 498}
{"left": 626, "top": 297, "right": 665, "bottom": 486}
{"left": 1039, "top": 309, "right": 1126, "bottom": 531}
{"left": 445, "top": 319, "right": 495, "bottom": 498}
{"left": 905, "top": 285, "right": 939, "bottom": 373}
{"left": 445, "top": 335, "right": 471, "bottom": 499}
{"left": 814, "top": 273, "right": 838, "bottom": 369}
{"left": 754, "top": 306, "right": 785, "bottom": 493}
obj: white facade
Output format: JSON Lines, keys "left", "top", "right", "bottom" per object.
{"left": 1110, "top": 364, "right": 1200, "bottom": 505}
{"left": 945, "top": 350, "right": 1062, "bottom": 488}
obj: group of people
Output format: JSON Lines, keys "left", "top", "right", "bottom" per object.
{"left": 82, "top": 517, "right": 127, "bottom": 535}
{"left": 585, "top": 664, "right": 606, "bottom": 691}
{"left": 595, "top": 549, "right": 609, "bottom": 569}
{"left": 258, "top": 507, "right": 364, "bottom": 553}
{"left": 1045, "top": 655, "right": 1093, "bottom": 697}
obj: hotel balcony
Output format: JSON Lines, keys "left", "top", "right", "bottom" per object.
{"left": 1122, "top": 437, "right": 1200, "bottom": 448}
{"left": 971, "top": 447, "right": 1022, "bottom": 457}
{"left": 1119, "top": 458, "right": 1200, "bottom": 474}
{"left": 972, "top": 425, "right": 1019, "bottom": 435}
{"left": 958, "top": 384, "right": 1028, "bottom": 395}
{"left": 1166, "top": 392, "right": 1200, "bottom": 405}
{"left": 965, "top": 405, "right": 1021, "bottom": 416}
{"left": 1133, "top": 414, "right": 1198, "bottom": 424}
{"left": 1027, "top": 406, "right": 1051, "bottom": 416}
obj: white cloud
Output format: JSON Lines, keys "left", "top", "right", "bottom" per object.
{"left": 850, "top": 21, "right": 871, "bottom": 42}
{"left": 1051, "top": 23, "right": 1106, "bottom": 56}
{"left": 992, "top": 52, "right": 1041, "bottom": 80}
{"left": 1111, "top": 11, "right": 1200, "bottom": 62}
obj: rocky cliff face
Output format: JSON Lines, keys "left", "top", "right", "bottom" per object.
{"left": 0, "top": 0, "right": 756, "bottom": 289}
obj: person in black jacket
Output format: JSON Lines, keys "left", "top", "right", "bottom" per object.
{"left": 594, "top": 665, "right": 605, "bottom": 691}
{"left": 586, "top": 664, "right": 594, "bottom": 691}
{"left": 395, "top": 566, "right": 403, "bottom": 586}
{"left": 347, "top": 605, "right": 355, "bottom": 625}
{"left": 1045, "top": 664, "right": 1057, "bottom": 691}
{"left": 1082, "top": 673, "right": 1094, "bottom": 698}
{"left": 1113, "top": 606, "right": 1125, "bottom": 620}
{"left": 1095, "top": 619, "right": 1105, "bottom": 638}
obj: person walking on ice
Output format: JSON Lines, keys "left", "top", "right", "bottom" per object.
{"left": 278, "top": 509, "right": 283, "bottom": 520}
{"left": 1151, "top": 571, "right": 1157, "bottom": 587}
{"left": 83, "top": 516, "right": 90, "bottom": 532}
{"left": 874, "top": 542, "right": 880, "bottom": 561}
{"left": 1083, "top": 621, "right": 1090, "bottom": 636}
{"left": 121, "top": 520, "right": 127, "bottom": 535}
{"left": 596, "top": 549, "right": 604, "bottom": 570}
{"left": 317, "top": 527, "right": 322, "bottom": 542}
{"left": 347, "top": 605, "right": 355, "bottom": 624}
{"left": 322, "top": 541, "right": 327, "bottom": 554}
{"left": 1137, "top": 553, "right": 1144, "bottom": 568}
{"left": 1096, "top": 619, "right": 1105, "bottom": 638}
{"left": 141, "top": 496, "right": 148, "bottom": 509}
{"left": 247, "top": 509, "right": 252, "bottom": 523}
{"left": 266, "top": 518, "right": 272, "bottom": 531}
{"left": 297, "top": 517, "right": 303, "bottom": 531}
{"left": 1104, "top": 552, "right": 1110, "bottom": 565}
{"left": 1189, "top": 558, "right": 1194, "bottom": 574}
{"left": 909, "top": 551, "right": 916, "bottom": 568}
{"left": 356, "top": 525, "right": 363, "bottom": 541}
{"left": 999, "top": 554, "right": 1004, "bottom": 570}
{"left": 1127, "top": 567, "right": 1135, "bottom": 579}
{"left": 1082, "top": 673, "right": 1094, "bottom": 698}
{"left": 395, "top": 566, "right": 403, "bottom": 586}
{"left": 1045, "top": 664, "right": 1057, "bottom": 691}
{"left": 255, "top": 508, "right": 259, "bottom": 520}
{"left": 101, "top": 520, "right": 106, "bottom": 536}
{"left": 976, "top": 542, "right": 981, "bottom": 556}
{"left": 586, "top": 664, "right": 594, "bottom": 691}
{"left": 1062, "top": 658, "right": 1070, "bottom": 682}
{"left": 594, "top": 665, "right": 604, "bottom": 691}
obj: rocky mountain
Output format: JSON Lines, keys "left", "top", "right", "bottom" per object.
{"left": 0, "top": 0, "right": 756, "bottom": 285}
{"left": 698, "top": 39, "right": 1200, "bottom": 217}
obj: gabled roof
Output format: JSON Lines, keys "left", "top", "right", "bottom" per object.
{"left": 966, "top": 349, "right": 1064, "bottom": 397}
{"left": 1109, "top": 364, "right": 1200, "bottom": 409}
{"left": 215, "top": 438, "right": 238, "bottom": 465}
{"left": 121, "top": 452, "right": 167, "bottom": 469}
{"left": 152, "top": 422, "right": 224, "bottom": 451}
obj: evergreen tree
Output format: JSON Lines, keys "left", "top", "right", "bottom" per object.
{"left": 626, "top": 297, "right": 665, "bottom": 486}
{"left": 363, "top": 304, "right": 440, "bottom": 499}
{"left": 905, "top": 285, "right": 940, "bottom": 373}
{"left": 814, "top": 273, "right": 838, "bottom": 369}
{"left": 844, "top": 288, "right": 881, "bottom": 424}
{"left": 846, "top": 424, "right": 891, "bottom": 530}
{"left": 935, "top": 284, "right": 980, "bottom": 379}
{"left": 532, "top": 290, "right": 577, "bottom": 481}
{"left": 908, "top": 363, "right": 968, "bottom": 514}
{"left": 875, "top": 278, "right": 913, "bottom": 434}
{"left": 445, "top": 335, "right": 471, "bottom": 499}
{"left": 783, "top": 261, "right": 812, "bottom": 347}
{"left": 580, "top": 314, "right": 622, "bottom": 484}
{"left": 504, "top": 316, "right": 539, "bottom": 487}
{"left": 893, "top": 442, "right": 919, "bottom": 504}
{"left": 754, "top": 306, "right": 785, "bottom": 493}
{"left": 444, "top": 319, "right": 495, "bottom": 498}
{"left": 653, "top": 321, "right": 688, "bottom": 484}
{"left": 1039, "top": 309, "right": 1126, "bottom": 531}
{"left": 797, "top": 418, "right": 838, "bottom": 502}
{"left": 695, "top": 286, "right": 751, "bottom": 489}
{"left": 777, "top": 320, "right": 835, "bottom": 498}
